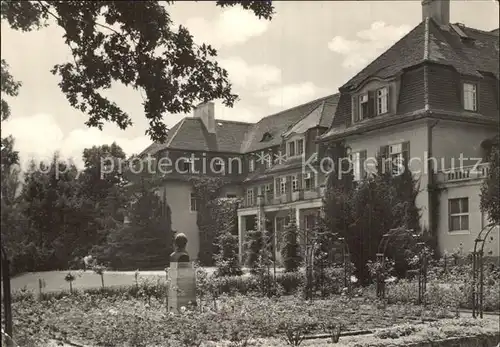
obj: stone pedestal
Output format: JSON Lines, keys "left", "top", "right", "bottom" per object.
{"left": 168, "top": 261, "right": 196, "bottom": 312}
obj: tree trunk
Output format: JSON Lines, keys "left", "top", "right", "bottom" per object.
{"left": 2, "top": 254, "right": 14, "bottom": 347}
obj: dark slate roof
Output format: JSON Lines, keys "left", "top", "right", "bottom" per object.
{"left": 240, "top": 94, "right": 339, "bottom": 153}
{"left": 140, "top": 118, "right": 252, "bottom": 156}
{"left": 341, "top": 19, "right": 499, "bottom": 91}
{"left": 141, "top": 94, "right": 339, "bottom": 156}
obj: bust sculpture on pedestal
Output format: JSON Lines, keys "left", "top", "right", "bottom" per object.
{"left": 168, "top": 233, "right": 196, "bottom": 312}
{"left": 170, "top": 233, "right": 190, "bottom": 263}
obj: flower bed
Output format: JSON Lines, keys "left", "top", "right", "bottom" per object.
{"left": 1, "top": 290, "right": 460, "bottom": 347}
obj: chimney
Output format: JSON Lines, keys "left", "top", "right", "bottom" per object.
{"left": 193, "top": 102, "right": 215, "bottom": 134}
{"left": 422, "top": 0, "right": 450, "bottom": 26}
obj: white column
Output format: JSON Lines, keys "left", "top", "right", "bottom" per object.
{"left": 238, "top": 215, "right": 246, "bottom": 263}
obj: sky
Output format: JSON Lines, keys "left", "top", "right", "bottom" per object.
{"left": 1, "top": 0, "right": 498, "bottom": 169}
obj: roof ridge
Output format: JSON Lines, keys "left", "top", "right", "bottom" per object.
{"left": 214, "top": 119, "right": 253, "bottom": 125}
{"left": 456, "top": 23, "right": 499, "bottom": 37}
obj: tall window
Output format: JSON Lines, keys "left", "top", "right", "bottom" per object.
{"left": 246, "top": 188, "right": 254, "bottom": 206}
{"left": 377, "top": 87, "right": 388, "bottom": 115}
{"left": 279, "top": 177, "right": 287, "bottom": 195}
{"left": 463, "top": 83, "right": 477, "bottom": 111}
{"left": 449, "top": 198, "right": 469, "bottom": 232}
{"left": 389, "top": 143, "right": 403, "bottom": 176}
{"left": 264, "top": 153, "right": 272, "bottom": 169}
{"left": 190, "top": 193, "right": 198, "bottom": 212}
{"left": 358, "top": 93, "right": 369, "bottom": 120}
{"left": 297, "top": 139, "right": 304, "bottom": 155}
{"left": 249, "top": 158, "right": 255, "bottom": 172}
{"left": 288, "top": 141, "right": 295, "bottom": 157}
{"left": 286, "top": 138, "right": 305, "bottom": 158}
{"left": 303, "top": 172, "right": 315, "bottom": 190}
{"left": 291, "top": 175, "right": 299, "bottom": 192}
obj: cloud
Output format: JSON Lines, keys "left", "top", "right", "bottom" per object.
{"left": 185, "top": 7, "right": 269, "bottom": 48}
{"left": 259, "top": 82, "right": 329, "bottom": 108}
{"left": 218, "top": 57, "right": 281, "bottom": 90}
{"left": 2, "top": 113, "right": 151, "bottom": 171}
{"left": 327, "top": 21, "right": 411, "bottom": 70}
{"left": 213, "top": 101, "right": 262, "bottom": 123}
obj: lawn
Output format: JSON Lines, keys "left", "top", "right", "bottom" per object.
{"left": 7, "top": 268, "right": 216, "bottom": 293}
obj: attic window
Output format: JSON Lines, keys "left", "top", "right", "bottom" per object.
{"left": 261, "top": 132, "right": 272, "bottom": 142}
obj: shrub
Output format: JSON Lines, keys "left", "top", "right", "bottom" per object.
{"left": 281, "top": 218, "right": 302, "bottom": 273}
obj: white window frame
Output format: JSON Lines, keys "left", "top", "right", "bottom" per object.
{"left": 264, "top": 153, "right": 272, "bottom": 169}
{"left": 297, "top": 139, "right": 304, "bottom": 156}
{"left": 189, "top": 193, "right": 198, "bottom": 212}
{"left": 249, "top": 157, "right": 255, "bottom": 172}
{"left": 448, "top": 197, "right": 469, "bottom": 233}
{"left": 286, "top": 137, "right": 305, "bottom": 158}
{"left": 358, "top": 93, "right": 369, "bottom": 121}
{"left": 291, "top": 175, "right": 299, "bottom": 192}
{"left": 349, "top": 151, "right": 362, "bottom": 181}
{"left": 246, "top": 188, "right": 254, "bottom": 206}
{"left": 279, "top": 177, "right": 287, "bottom": 195}
{"left": 463, "top": 82, "right": 477, "bottom": 111}
{"left": 376, "top": 87, "right": 388, "bottom": 115}
{"left": 389, "top": 143, "right": 403, "bottom": 176}
{"left": 303, "top": 172, "right": 315, "bottom": 191}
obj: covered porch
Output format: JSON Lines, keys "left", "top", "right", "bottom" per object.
{"left": 237, "top": 198, "right": 323, "bottom": 265}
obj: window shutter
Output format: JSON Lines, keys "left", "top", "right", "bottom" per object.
{"left": 275, "top": 177, "right": 280, "bottom": 195}
{"left": 388, "top": 84, "right": 395, "bottom": 114}
{"left": 360, "top": 150, "right": 367, "bottom": 179}
{"left": 368, "top": 91, "right": 376, "bottom": 117}
{"left": 253, "top": 187, "right": 258, "bottom": 204}
{"left": 402, "top": 141, "right": 410, "bottom": 168}
{"left": 352, "top": 96, "right": 359, "bottom": 123}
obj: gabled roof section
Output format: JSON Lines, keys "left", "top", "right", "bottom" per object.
{"left": 340, "top": 19, "right": 499, "bottom": 91}
{"left": 281, "top": 93, "right": 339, "bottom": 137}
{"left": 239, "top": 93, "right": 338, "bottom": 153}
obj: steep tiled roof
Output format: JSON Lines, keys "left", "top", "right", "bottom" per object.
{"left": 341, "top": 19, "right": 499, "bottom": 91}
{"left": 141, "top": 94, "right": 339, "bottom": 157}
{"left": 320, "top": 18, "right": 500, "bottom": 142}
{"left": 141, "top": 118, "right": 252, "bottom": 156}
{"left": 240, "top": 94, "right": 338, "bottom": 153}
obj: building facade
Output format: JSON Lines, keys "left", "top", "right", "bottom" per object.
{"left": 138, "top": 0, "right": 499, "bottom": 262}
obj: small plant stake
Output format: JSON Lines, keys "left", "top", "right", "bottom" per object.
{"left": 65, "top": 272, "right": 75, "bottom": 293}
{"left": 92, "top": 264, "right": 106, "bottom": 288}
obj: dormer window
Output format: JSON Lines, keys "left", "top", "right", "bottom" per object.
{"left": 261, "top": 132, "right": 272, "bottom": 142}
{"left": 354, "top": 87, "right": 389, "bottom": 123}
{"left": 463, "top": 82, "right": 477, "bottom": 111}
{"left": 286, "top": 138, "right": 305, "bottom": 158}
{"left": 376, "top": 87, "right": 388, "bottom": 115}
